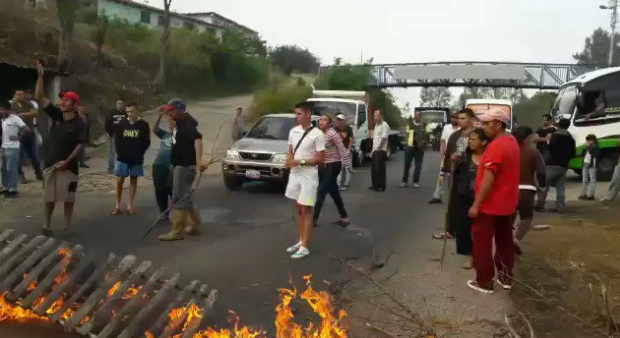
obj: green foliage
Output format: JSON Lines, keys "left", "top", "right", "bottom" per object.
{"left": 315, "top": 63, "right": 403, "bottom": 128}
{"left": 94, "top": 16, "right": 269, "bottom": 96}
{"left": 253, "top": 75, "right": 313, "bottom": 118}
{"left": 513, "top": 92, "right": 557, "bottom": 128}
{"left": 269, "top": 45, "right": 320, "bottom": 75}
{"left": 419, "top": 87, "right": 452, "bottom": 107}
{"left": 574, "top": 27, "right": 620, "bottom": 67}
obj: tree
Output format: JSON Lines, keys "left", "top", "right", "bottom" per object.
{"left": 574, "top": 27, "right": 620, "bottom": 67}
{"left": 456, "top": 87, "right": 492, "bottom": 108}
{"left": 269, "top": 45, "right": 320, "bottom": 75}
{"left": 513, "top": 92, "right": 557, "bottom": 128}
{"left": 419, "top": 87, "right": 452, "bottom": 107}
{"left": 56, "top": 0, "right": 78, "bottom": 72}
{"left": 154, "top": 0, "right": 172, "bottom": 87}
{"left": 94, "top": 13, "right": 109, "bottom": 66}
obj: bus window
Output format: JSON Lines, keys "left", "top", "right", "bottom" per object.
{"left": 357, "top": 104, "right": 367, "bottom": 128}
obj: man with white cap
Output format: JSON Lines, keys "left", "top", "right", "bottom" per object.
{"left": 334, "top": 113, "right": 353, "bottom": 190}
{"left": 466, "top": 108, "right": 520, "bottom": 294}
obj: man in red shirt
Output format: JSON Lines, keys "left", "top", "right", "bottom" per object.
{"left": 467, "top": 108, "right": 520, "bottom": 294}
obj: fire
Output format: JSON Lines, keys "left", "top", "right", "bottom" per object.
{"left": 1, "top": 275, "right": 347, "bottom": 338}
{"left": 122, "top": 285, "right": 142, "bottom": 300}
{"left": 58, "top": 247, "right": 71, "bottom": 257}
{"left": 150, "top": 276, "right": 346, "bottom": 338}
{"left": 107, "top": 281, "right": 121, "bottom": 298}
{"left": 0, "top": 293, "right": 48, "bottom": 322}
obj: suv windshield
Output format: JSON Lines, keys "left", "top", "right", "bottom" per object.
{"left": 246, "top": 116, "right": 297, "bottom": 140}
{"left": 420, "top": 110, "right": 446, "bottom": 124}
{"left": 310, "top": 101, "right": 357, "bottom": 120}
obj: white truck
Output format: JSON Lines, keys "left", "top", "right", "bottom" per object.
{"left": 465, "top": 98, "right": 514, "bottom": 130}
{"left": 550, "top": 67, "right": 620, "bottom": 180}
{"left": 306, "top": 89, "right": 400, "bottom": 167}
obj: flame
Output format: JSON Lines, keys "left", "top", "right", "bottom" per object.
{"left": 0, "top": 293, "right": 48, "bottom": 322}
{"left": 107, "top": 281, "right": 121, "bottom": 298}
{"left": 122, "top": 285, "right": 142, "bottom": 300}
{"left": 58, "top": 247, "right": 71, "bottom": 257}
{"left": 148, "top": 276, "right": 346, "bottom": 338}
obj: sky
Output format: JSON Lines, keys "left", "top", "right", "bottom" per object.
{"left": 144, "top": 0, "right": 611, "bottom": 109}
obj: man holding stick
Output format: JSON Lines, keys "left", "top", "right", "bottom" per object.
{"left": 159, "top": 99, "right": 208, "bottom": 241}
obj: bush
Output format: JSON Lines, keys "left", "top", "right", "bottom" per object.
{"left": 253, "top": 75, "right": 312, "bottom": 118}
{"left": 90, "top": 16, "right": 270, "bottom": 97}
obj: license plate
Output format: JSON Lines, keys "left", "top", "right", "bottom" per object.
{"left": 245, "top": 169, "right": 261, "bottom": 179}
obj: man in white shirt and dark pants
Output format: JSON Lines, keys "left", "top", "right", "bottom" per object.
{"left": 369, "top": 110, "right": 390, "bottom": 192}
{"left": 1, "top": 102, "right": 31, "bottom": 198}
{"left": 429, "top": 112, "right": 460, "bottom": 204}
{"left": 285, "top": 102, "right": 325, "bottom": 260}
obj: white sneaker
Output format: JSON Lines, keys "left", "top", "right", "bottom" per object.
{"left": 467, "top": 280, "right": 495, "bottom": 294}
{"left": 286, "top": 242, "right": 302, "bottom": 253}
{"left": 413, "top": 183, "right": 420, "bottom": 188}
{"left": 399, "top": 183, "right": 408, "bottom": 188}
{"left": 291, "top": 247, "right": 310, "bottom": 259}
{"left": 496, "top": 279, "right": 513, "bottom": 290}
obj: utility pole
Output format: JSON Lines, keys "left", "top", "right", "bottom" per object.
{"left": 610, "top": 0, "right": 618, "bottom": 66}
{"left": 602, "top": 0, "right": 619, "bottom": 66}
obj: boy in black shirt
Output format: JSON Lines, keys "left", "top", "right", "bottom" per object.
{"left": 159, "top": 98, "right": 207, "bottom": 241}
{"left": 35, "top": 62, "right": 88, "bottom": 236}
{"left": 112, "top": 103, "right": 151, "bottom": 215}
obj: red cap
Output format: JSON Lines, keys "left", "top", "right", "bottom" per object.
{"left": 477, "top": 108, "right": 510, "bottom": 124}
{"left": 161, "top": 105, "right": 175, "bottom": 112}
{"left": 59, "top": 91, "right": 80, "bottom": 104}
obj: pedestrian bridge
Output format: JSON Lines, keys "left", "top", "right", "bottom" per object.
{"left": 320, "top": 62, "right": 598, "bottom": 90}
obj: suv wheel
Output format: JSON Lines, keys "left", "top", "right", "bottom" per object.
{"left": 223, "top": 175, "right": 244, "bottom": 191}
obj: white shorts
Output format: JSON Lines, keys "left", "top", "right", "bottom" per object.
{"left": 285, "top": 173, "right": 319, "bottom": 206}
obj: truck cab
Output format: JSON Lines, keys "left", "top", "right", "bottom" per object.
{"left": 306, "top": 90, "right": 371, "bottom": 167}
{"left": 550, "top": 67, "right": 620, "bottom": 180}
{"left": 466, "top": 99, "right": 514, "bottom": 131}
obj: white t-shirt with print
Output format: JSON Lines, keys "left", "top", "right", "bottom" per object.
{"left": 1, "top": 114, "right": 26, "bottom": 149}
{"left": 372, "top": 121, "right": 391, "bottom": 152}
{"left": 288, "top": 125, "right": 325, "bottom": 177}
{"left": 441, "top": 124, "right": 459, "bottom": 143}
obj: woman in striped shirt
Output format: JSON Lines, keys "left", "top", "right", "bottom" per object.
{"left": 313, "top": 114, "right": 351, "bottom": 227}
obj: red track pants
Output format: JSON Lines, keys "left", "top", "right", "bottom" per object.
{"left": 472, "top": 212, "right": 516, "bottom": 289}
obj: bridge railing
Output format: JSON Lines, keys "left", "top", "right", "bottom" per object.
{"left": 320, "top": 62, "right": 598, "bottom": 90}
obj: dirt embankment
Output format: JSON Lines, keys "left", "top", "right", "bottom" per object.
{"left": 512, "top": 201, "right": 620, "bottom": 337}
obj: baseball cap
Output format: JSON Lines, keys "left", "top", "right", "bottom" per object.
{"left": 336, "top": 114, "right": 346, "bottom": 120}
{"left": 59, "top": 91, "right": 80, "bottom": 104}
{"left": 477, "top": 108, "right": 510, "bottom": 124}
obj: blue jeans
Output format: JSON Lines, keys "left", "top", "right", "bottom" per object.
{"left": 1, "top": 148, "right": 21, "bottom": 192}
{"left": 402, "top": 147, "right": 425, "bottom": 184}
{"left": 581, "top": 165, "right": 597, "bottom": 198}
{"left": 537, "top": 166, "right": 567, "bottom": 211}
{"left": 337, "top": 151, "right": 352, "bottom": 188}
{"left": 108, "top": 138, "right": 116, "bottom": 173}
{"left": 605, "top": 163, "right": 620, "bottom": 201}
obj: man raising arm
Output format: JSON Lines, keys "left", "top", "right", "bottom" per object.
{"left": 35, "top": 61, "right": 88, "bottom": 236}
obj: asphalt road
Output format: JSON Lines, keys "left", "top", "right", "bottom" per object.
{"left": 0, "top": 150, "right": 450, "bottom": 337}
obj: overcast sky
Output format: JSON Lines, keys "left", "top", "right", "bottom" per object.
{"left": 152, "top": 0, "right": 611, "bottom": 108}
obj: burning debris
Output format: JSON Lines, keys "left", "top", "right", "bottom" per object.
{"left": 0, "top": 230, "right": 348, "bottom": 338}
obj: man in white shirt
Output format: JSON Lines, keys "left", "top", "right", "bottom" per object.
{"left": 1, "top": 102, "right": 31, "bottom": 197}
{"left": 429, "top": 112, "right": 460, "bottom": 204}
{"left": 369, "top": 110, "right": 390, "bottom": 192}
{"left": 285, "top": 102, "right": 325, "bottom": 259}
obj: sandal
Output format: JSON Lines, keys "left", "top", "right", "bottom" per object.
{"left": 432, "top": 232, "right": 454, "bottom": 240}
{"left": 128, "top": 209, "right": 137, "bottom": 216}
{"left": 111, "top": 208, "right": 121, "bottom": 216}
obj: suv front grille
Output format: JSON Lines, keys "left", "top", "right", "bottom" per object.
{"left": 239, "top": 152, "right": 273, "bottom": 161}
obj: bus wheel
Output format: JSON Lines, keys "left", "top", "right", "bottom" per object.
{"left": 598, "top": 151, "right": 619, "bottom": 181}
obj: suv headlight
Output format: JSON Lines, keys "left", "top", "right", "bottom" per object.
{"left": 226, "top": 149, "right": 239, "bottom": 160}
{"left": 272, "top": 153, "right": 287, "bottom": 163}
